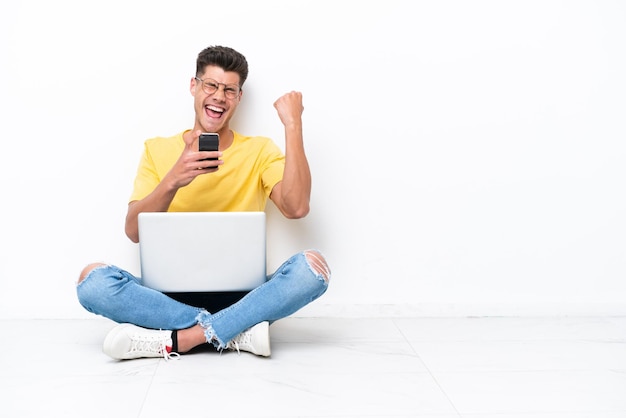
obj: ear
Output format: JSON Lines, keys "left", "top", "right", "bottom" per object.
{"left": 190, "top": 77, "right": 199, "bottom": 96}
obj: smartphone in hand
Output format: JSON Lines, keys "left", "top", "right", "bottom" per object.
{"left": 199, "top": 133, "right": 219, "bottom": 162}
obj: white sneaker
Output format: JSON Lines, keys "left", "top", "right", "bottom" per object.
{"left": 226, "top": 321, "right": 271, "bottom": 357}
{"left": 103, "top": 323, "right": 179, "bottom": 361}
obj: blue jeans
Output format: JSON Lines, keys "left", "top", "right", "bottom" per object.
{"left": 77, "top": 251, "right": 329, "bottom": 349}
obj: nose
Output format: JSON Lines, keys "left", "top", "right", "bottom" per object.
{"left": 212, "top": 85, "right": 227, "bottom": 101}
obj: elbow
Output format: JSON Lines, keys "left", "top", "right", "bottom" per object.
{"left": 125, "top": 225, "right": 140, "bottom": 243}
{"left": 284, "top": 203, "right": 310, "bottom": 219}
{"left": 127, "top": 233, "right": 140, "bottom": 244}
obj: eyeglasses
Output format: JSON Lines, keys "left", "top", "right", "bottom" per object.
{"left": 194, "top": 77, "right": 241, "bottom": 99}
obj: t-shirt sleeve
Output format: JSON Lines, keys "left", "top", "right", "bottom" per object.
{"left": 260, "top": 140, "right": 285, "bottom": 198}
{"left": 128, "top": 143, "right": 160, "bottom": 203}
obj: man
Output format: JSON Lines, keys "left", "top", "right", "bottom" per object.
{"left": 76, "top": 45, "right": 331, "bottom": 360}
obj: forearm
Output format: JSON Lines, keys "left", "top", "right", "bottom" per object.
{"left": 279, "top": 123, "right": 311, "bottom": 218}
{"left": 125, "top": 180, "right": 179, "bottom": 242}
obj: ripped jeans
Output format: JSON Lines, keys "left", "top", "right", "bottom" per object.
{"left": 76, "top": 250, "right": 330, "bottom": 349}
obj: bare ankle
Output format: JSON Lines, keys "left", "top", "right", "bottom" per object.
{"left": 176, "top": 325, "right": 208, "bottom": 352}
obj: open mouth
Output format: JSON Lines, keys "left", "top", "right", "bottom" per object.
{"left": 205, "top": 105, "right": 224, "bottom": 119}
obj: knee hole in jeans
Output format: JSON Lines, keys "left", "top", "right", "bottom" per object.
{"left": 78, "top": 262, "right": 107, "bottom": 284}
{"left": 304, "top": 250, "right": 331, "bottom": 282}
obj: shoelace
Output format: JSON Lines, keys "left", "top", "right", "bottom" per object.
{"left": 228, "top": 340, "right": 241, "bottom": 354}
{"left": 226, "top": 331, "right": 252, "bottom": 354}
{"left": 163, "top": 349, "right": 180, "bottom": 361}
{"left": 128, "top": 337, "right": 180, "bottom": 361}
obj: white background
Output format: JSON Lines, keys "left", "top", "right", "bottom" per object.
{"left": 1, "top": 0, "right": 624, "bottom": 318}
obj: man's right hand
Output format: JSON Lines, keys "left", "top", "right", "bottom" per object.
{"left": 164, "top": 130, "right": 223, "bottom": 189}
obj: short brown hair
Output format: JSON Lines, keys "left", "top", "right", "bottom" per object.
{"left": 196, "top": 46, "right": 249, "bottom": 87}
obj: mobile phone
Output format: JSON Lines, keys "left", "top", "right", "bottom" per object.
{"left": 199, "top": 133, "right": 219, "bottom": 162}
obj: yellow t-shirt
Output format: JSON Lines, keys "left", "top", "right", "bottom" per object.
{"left": 129, "top": 130, "right": 285, "bottom": 212}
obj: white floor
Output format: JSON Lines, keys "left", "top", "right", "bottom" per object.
{"left": 3, "top": 316, "right": 626, "bottom": 417}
